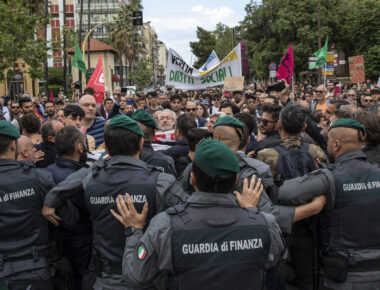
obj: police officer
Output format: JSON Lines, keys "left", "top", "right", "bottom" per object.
{"left": 277, "top": 118, "right": 380, "bottom": 289}
{"left": 0, "top": 120, "right": 78, "bottom": 289}
{"left": 111, "top": 139, "right": 285, "bottom": 289}
{"left": 131, "top": 109, "right": 177, "bottom": 176}
{"left": 213, "top": 116, "right": 327, "bottom": 235}
{"left": 42, "top": 115, "right": 188, "bottom": 290}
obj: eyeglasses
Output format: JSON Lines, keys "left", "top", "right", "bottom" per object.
{"left": 364, "top": 99, "right": 374, "bottom": 103}
{"left": 214, "top": 98, "right": 220, "bottom": 101}
{"left": 316, "top": 91, "right": 325, "bottom": 94}
{"left": 186, "top": 108, "right": 196, "bottom": 112}
{"left": 256, "top": 117, "right": 277, "bottom": 126}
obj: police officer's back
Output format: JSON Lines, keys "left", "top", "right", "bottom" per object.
{"left": 111, "top": 139, "right": 284, "bottom": 290}
{"left": 43, "top": 115, "right": 188, "bottom": 290}
{"left": 318, "top": 119, "right": 380, "bottom": 289}
{"left": 0, "top": 121, "right": 78, "bottom": 289}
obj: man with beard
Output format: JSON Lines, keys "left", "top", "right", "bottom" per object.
{"left": 43, "top": 101, "right": 56, "bottom": 123}
{"left": 158, "top": 109, "right": 176, "bottom": 132}
{"left": 46, "top": 126, "right": 91, "bottom": 290}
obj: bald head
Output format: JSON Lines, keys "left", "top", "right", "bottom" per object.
{"left": 297, "top": 100, "right": 310, "bottom": 111}
{"left": 213, "top": 126, "right": 241, "bottom": 152}
{"left": 79, "top": 94, "right": 97, "bottom": 120}
{"left": 327, "top": 127, "right": 363, "bottom": 159}
{"left": 17, "top": 135, "right": 36, "bottom": 161}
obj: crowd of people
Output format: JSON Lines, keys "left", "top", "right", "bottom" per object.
{"left": 0, "top": 78, "right": 380, "bottom": 290}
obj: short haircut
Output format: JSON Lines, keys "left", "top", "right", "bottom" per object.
{"left": 41, "top": 121, "right": 56, "bottom": 142}
{"left": 242, "top": 104, "right": 256, "bottom": 115}
{"left": 353, "top": 111, "right": 380, "bottom": 145}
{"left": 262, "top": 103, "right": 282, "bottom": 121}
{"left": 187, "top": 128, "right": 212, "bottom": 151}
{"left": 55, "top": 126, "right": 84, "bottom": 156}
{"left": 0, "top": 134, "right": 14, "bottom": 155}
{"left": 43, "top": 101, "right": 54, "bottom": 108}
{"left": 64, "top": 105, "right": 85, "bottom": 118}
{"left": 104, "top": 98, "right": 114, "bottom": 104}
{"left": 140, "top": 122, "right": 155, "bottom": 143}
{"left": 312, "top": 110, "right": 324, "bottom": 123}
{"left": 176, "top": 114, "right": 197, "bottom": 139}
{"left": 192, "top": 162, "right": 236, "bottom": 193}
{"left": 147, "top": 92, "right": 158, "bottom": 98}
{"left": 265, "top": 95, "right": 280, "bottom": 105}
{"left": 330, "top": 99, "right": 349, "bottom": 109}
{"left": 170, "top": 95, "right": 182, "bottom": 103}
{"left": 279, "top": 103, "right": 306, "bottom": 135}
{"left": 235, "top": 113, "right": 255, "bottom": 135}
{"left": 84, "top": 87, "right": 95, "bottom": 95}
{"left": 161, "top": 101, "right": 171, "bottom": 109}
{"left": 19, "top": 97, "right": 31, "bottom": 108}
{"left": 20, "top": 113, "right": 41, "bottom": 134}
{"left": 104, "top": 126, "right": 140, "bottom": 156}
{"left": 220, "top": 102, "right": 240, "bottom": 115}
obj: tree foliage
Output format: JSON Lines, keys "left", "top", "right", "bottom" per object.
{"left": 0, "top": 0, "right": 50, "bottom": 82}
{"left": 129, "top": 59, "right": 152, "bottom": 88}
{"left": 190, "top": 27, "right": 216, "bottom": 68}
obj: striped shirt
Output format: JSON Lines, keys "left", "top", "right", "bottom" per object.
{"left": 86, "top": 118, "right": 106, "bottom": 149}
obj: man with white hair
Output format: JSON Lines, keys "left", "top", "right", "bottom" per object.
{"left": 158, "top": 109, "right": 176, "bottom": 132}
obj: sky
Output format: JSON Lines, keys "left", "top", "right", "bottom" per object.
{"left": 142, "top": 0, "right": 249, "bottom": 66}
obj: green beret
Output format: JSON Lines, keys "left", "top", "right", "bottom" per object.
{"left": 132, "top": 109, "right": 158, "bottom": 129}
{"left": 214, "top": 116, "right": 245, "bottom": 132}
{"left": 108, "top": 114, "right": 144, "bottom": 137}
{"left": 0, "top": 120, "right": 20, "bottom": 139}
{"left": 329, "top": 118, "right": 365, "bottom": 134}
{"left": 194, "top": 139, "right": 240, "bottom": 178}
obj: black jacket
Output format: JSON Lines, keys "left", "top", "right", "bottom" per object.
{"left": 363, "top": 144, "right": 380, "bottom": 165}
{"left": 140, "top": 142, "right": 177, "bottom": 176}
{"left": 256, "top": 131, "right": 281, "bottom": 153}
{"left": 161, "top": 138, "right": 189, "bottom": 161}
{"left": 35, "top": 141, "right": 56, "bottom": 168}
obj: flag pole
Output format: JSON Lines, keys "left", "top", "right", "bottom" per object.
{"left": 323, "top": 65, "right": 327, "bottom": 87}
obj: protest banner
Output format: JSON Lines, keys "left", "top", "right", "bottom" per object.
{"left": 348, "top": 55, "right": 365, "bottom": 83}
{"left": 224, "top": 76, "right": 244, "bottom": 91}
{"left": 199, "top": 50, "right": 220, "bottom": 72}
{"left": 165, "top": 43, "right": 242, "bottom": 89}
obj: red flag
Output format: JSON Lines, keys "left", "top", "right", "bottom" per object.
{"left": 87, "top": 55, "right": 105, "bottom": 104}
{"left": 50, "top": 90, "right": 54, "bottom": 102}
{"left": 276, "top": 43, "right": 294, "bottom": 85}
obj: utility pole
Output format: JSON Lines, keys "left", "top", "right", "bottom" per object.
{"left": 63, "top": 0, "right": 67, "bottom": 96}
{"left": 317, "top": 0, "right": 321, "bottom": 84}
{"left": 44, "top": 0, "right": 49, "bottom": 96}
{"left": 87, "top": 0, "right": 91, "bottom": 80}
{"left": 78, "top": 0, "right": 84, "bottom": 89}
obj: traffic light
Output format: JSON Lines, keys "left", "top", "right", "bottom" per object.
{"left": 132, "top": 11, "right": 143, "bottom": 26}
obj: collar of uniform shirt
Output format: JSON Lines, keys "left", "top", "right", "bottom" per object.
{"left": 187, "top": 191, "right": 239, "bottom": 206}
{"left": 334, "top": 149, "right": 367, "bottom": 164}
{"left": 108, "top": 155, "right": 149, "bottom": 169}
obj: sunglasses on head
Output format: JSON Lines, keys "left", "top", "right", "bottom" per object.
{"left": 256, "top": 117, "right": 277, "bottom": 126}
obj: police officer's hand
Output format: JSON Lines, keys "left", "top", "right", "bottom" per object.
{"left": 42, "top": 206, "right": 61, "bottom": 226}
{"left": 111, "top": 194, "right": 148, "bottom": 229}
{"left": 233, "top": 176, "right": 264, "bottom": 208}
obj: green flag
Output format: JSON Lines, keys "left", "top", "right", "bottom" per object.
{"left": 71, "top": 41, "right": 87, "bottom": 74}
{"left": 310, "top": 37, "right": 328, "bottom": 70}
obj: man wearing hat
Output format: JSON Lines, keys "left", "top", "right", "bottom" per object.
{"left": 277, "top": 118, "right": 380, "bottom": 289}
{"left": 132, "top": 109, "right": 176, "bottom": 176}
{"left": 0, "top": 121, "right": 78, "bottom": 289}
{"left": 112, "top": 139, "right": 284, "bottom": 289}
{"left": 213, "top": 116, "right": 327, "bottom": 236}
{"left": 42, "top": 115, "right": 188, "bottom": 289}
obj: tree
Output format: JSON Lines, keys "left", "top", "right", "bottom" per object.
{"left": 109, "top": 0, "right": 143, "bottom": 86}
{"left": 190, "top": 27, "right": 216, "bottom": 68}
{"left": 129, "top": 59, "right": 152, "bottom": 88}
{"left": 0, "top": 0, "right": 50, "bottom": 95}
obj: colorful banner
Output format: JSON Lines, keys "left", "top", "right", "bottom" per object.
{"left": 165, "top": 43, "right": 242, "bottom": 90}
{"left": 348, "top": 55, "right": 365, "bottom": 83}
{"left": 276, "top": 43, "right": 294, "bottom": 85}
{"left": 199, "top": 50, "right": 220, "bottom": 72}
{"left": 87, "top": 55, "right": 105, "bottom": 104}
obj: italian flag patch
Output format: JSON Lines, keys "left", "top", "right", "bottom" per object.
{"left": 137, "top": 244, "right": 147, "bottom": 260}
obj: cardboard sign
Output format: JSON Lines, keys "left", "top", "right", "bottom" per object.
{"left": 223, "top": 76, "right": 244, "bottom": 91}
{"left": 348, "top": 55, "right": 365, "bottom": 83}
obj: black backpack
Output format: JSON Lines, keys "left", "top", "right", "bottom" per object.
{"left": 274, "top": 143, "right": 317, "bottom": 186}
